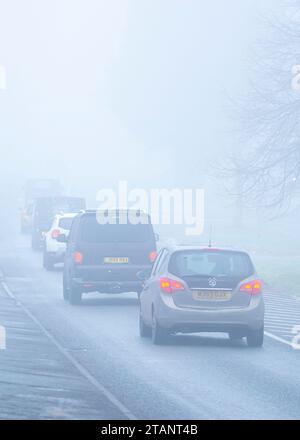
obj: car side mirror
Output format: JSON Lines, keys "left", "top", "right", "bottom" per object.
{"left": 137, "top": 269, "right": 151, "bottom": 282}
{"left": 56, "top": 234, "right": 68, "bottom": 243}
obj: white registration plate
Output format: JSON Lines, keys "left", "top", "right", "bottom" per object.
{"left": 103, "top": 257, "right": 129, "bottom": 264}
{"left": 193, "top": 290, "right": 232, "bottom": 301}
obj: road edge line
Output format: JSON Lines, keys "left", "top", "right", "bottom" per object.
{"left": 264, "top": 331, "right": 294, "bottom": 348}
{"left": 0, "top": 280, "right": 137, "bottom": 420}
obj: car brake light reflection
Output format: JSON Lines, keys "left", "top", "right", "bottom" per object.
{"left": 73, "top": 252, "right": 83, "bottom": 264}
{"left": 51, "top": 229, "right": 61, "bottom": 239}
{"left": 149, "top": 251, "right": 157, "bottom": 263}
{"left": 239, "top": 280, "right": 262, "bottom": 295}
{"left": 160, "top": 277, "right": 185, "bottom": 294}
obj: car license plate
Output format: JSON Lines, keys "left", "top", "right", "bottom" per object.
{"left": 104, "top": 257, "right": 129, "bottom": 264}
{"left": 193, "top": 290, "right": 232, "bottom": 301}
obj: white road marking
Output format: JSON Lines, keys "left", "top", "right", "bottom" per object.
{"left": 0, "top": 65, "right": 6, "bottom": 90}
{"left": 264, "top": 331, "right": 294, "bottom": 348}
{"left": 267, "top": 323, "right": 294, "bottom": 329}
{"left": 0, "top": 325, "right": 6, "bottom": 349}
{"left": 0, "top": 281, "right": 137, "bottom": 420}
{"left": 266, "top": 315, "right": 300, "bottom": 321}
{"left": 263, "top": 289, "right": 300, "bottom": 348}
{"left": 266, "top": 308, "right": 299, "bottom": 315}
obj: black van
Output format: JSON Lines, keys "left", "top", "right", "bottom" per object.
{"left": 60, "top": 210, "right": 158, "bottom": 304}
{"left": 31, "top": 196, "right": 86, "bottom": 250}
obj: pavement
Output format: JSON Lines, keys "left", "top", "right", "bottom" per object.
{"left": 0, "top": 279, "right": 124, "bottom": 420}
{"left": 1, "top": 233, "right": 300, "bottom": 420}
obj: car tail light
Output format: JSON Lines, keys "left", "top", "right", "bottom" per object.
{"left": 51, "top": 229, "right": 61, "bottom": 239}
{"left": 149, "top": 251, "right": 158, "bottom": 263}
{"left": 239, "top": 279, "right": 262, "bottom": 295}
{"left": 73, "top": 251, "right": 83, "bottom": 264}
{"left": 160, "top": 277, "right": 185, "bottom": 294}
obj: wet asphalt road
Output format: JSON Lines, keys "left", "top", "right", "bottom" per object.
{"left": 1, "top": 234, "right": 300, "bottom": 420}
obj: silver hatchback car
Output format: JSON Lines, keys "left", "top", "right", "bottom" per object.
{"left": 139, "top": 246, "right": 264, "bottom": 346}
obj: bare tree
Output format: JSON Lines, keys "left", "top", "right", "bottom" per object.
{"left": 222, "top": 0, "right": 300, "bottom": 216}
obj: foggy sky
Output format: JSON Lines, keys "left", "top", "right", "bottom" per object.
{"left": 0, "top": 0, "right": 278, "bottom": 209}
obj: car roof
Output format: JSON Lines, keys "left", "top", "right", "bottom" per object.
{"left": 54, "top": 212, "right": 79, "bottom": 219}
{"left": 163, "top": 245, "right": 250, "bottom": 255}
{"left": 79, "top": 209, "right": 151, "bottom": 218}
{"left": 81, "top": 209, "right": 149, "bottom": 214}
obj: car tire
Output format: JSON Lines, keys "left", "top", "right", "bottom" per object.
{"left": 152, "top": 311, "right": 168, "bottom": 345}
{"left": 69, "top": 284, "right": 82, "bottom": 305}
{"left": 43, "top": 251, "right": 54, "bottom": 271}
{"left": 247, "top": 326, "right": 264, "bottom": 347}
{"left": 139, "top": 311, "right": 151, "bottom": 338}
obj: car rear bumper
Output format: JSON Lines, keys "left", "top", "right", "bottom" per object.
{"left": 46, "top": 241, "right": 66, "bottom": 255}
{"left": 47, "top": 251, "right": 65, "bottom": 263}
{"left": 72, "top": 265, "right": 151, "bottom": 293}
{"left": 156, "top": 295, "right": 265, "bottom": 333}
{"left": 73, "top": 278, "right": 143, "bottom": 294}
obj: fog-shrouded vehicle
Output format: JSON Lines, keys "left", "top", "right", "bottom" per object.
{"left": 60, "top": 209, "right": 158, "bottom": 305}
{"left": 20, "top": 179, "right": 63, "bottom": 234}
{"left": 43, "top": 213, "right": 77, "bottom": 270}
{"left": 23, "top": 179, "right": 63, "bottom": 201}
{"left": 31, "top": 196, "right": 86, "bottom": 250}
{"left": 20, "top": 201, "right": 34, "bottom": 234}
{"left": 138, "top": 246, "right": 265, "bottom": 347}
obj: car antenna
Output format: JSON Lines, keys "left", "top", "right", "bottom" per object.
{"left": 208, "top": 224, "right": 213, "bottom": 248}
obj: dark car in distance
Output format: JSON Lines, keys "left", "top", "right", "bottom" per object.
{"left": 60, "top": 210, "right": 158, "bottom": 304}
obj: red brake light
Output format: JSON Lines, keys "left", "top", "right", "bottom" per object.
{"left": 51, "top": 229, "right": 61, "bottom": 239}
{"left": 73, "top": 251, "right": 83, "bottom": 264}
{"left": 149, "top": 251, "right": 158, "bottom": 263}
{"left": 239, "top": 280, "right": 262, "bottom": 295}
{"left": 160, "top": 277, "right": 185, "bottom": 294}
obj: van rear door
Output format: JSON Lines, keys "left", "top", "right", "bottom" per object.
{"left": 75, "top": 214, "right": 156, "bottom": 281}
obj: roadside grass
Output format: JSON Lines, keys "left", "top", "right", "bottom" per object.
{"left": 253, "top": 255, "right": 300, "bottom": 297}
{"left": 161, "top": 225, "right": 300, "bottom": 296}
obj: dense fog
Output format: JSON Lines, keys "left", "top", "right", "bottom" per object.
{"left": 2, "top": 0, "right": 300, "bottom": 423}
{"left": 1, "top": 0, "right": 285, "bottom": 244}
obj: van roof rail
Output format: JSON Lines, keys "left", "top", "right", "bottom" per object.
{"left": 94, "top": 209, "right": 148, "bottom": 215}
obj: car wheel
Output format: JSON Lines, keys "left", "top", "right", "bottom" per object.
{"left": 139, "top": 310, "right": 151, "bottom": 338}
{"left": 247, "top": 326, "right": 264, "bottom": 347}
{"left": 43, "top": 251, "right": 54, "bottom": 271}
{"left": 152, "top": 311, "right": 168, "bottom": 345}
{"left": 69, "top": 284, "right": 82, "bottom": 305}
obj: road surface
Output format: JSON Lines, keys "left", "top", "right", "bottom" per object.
{"left": 1, "top": 233, "right": 300, "bottom": 420}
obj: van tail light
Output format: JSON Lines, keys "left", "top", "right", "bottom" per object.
{"left": 149, "top": 251, "right": 158, "bottom": 263}
{"left": 51, "top": 229, "right": 61, "bottom": 239}
{"left": 160, "top": 277, "right": 185, "bottom": 294}
{"left": 73, "top": 251, "right": 83, "bottom": 264}
{"left": 239, "top": 279, "right": 262, "bottom": 295}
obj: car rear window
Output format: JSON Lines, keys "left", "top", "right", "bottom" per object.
{"left": 80, "top": 216, "right": 154, "bottom": 243}
{"left": 52, "top": 198, "right": 85, "bottom": 213}
{"left": 169, "top": 250, "right": 254, "bottom": 279}
{"left": 58, "top": 217, "right": 74, "bottom": 230}
{"left": 36, "top": 198, "right": 85, "bottom": 217}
